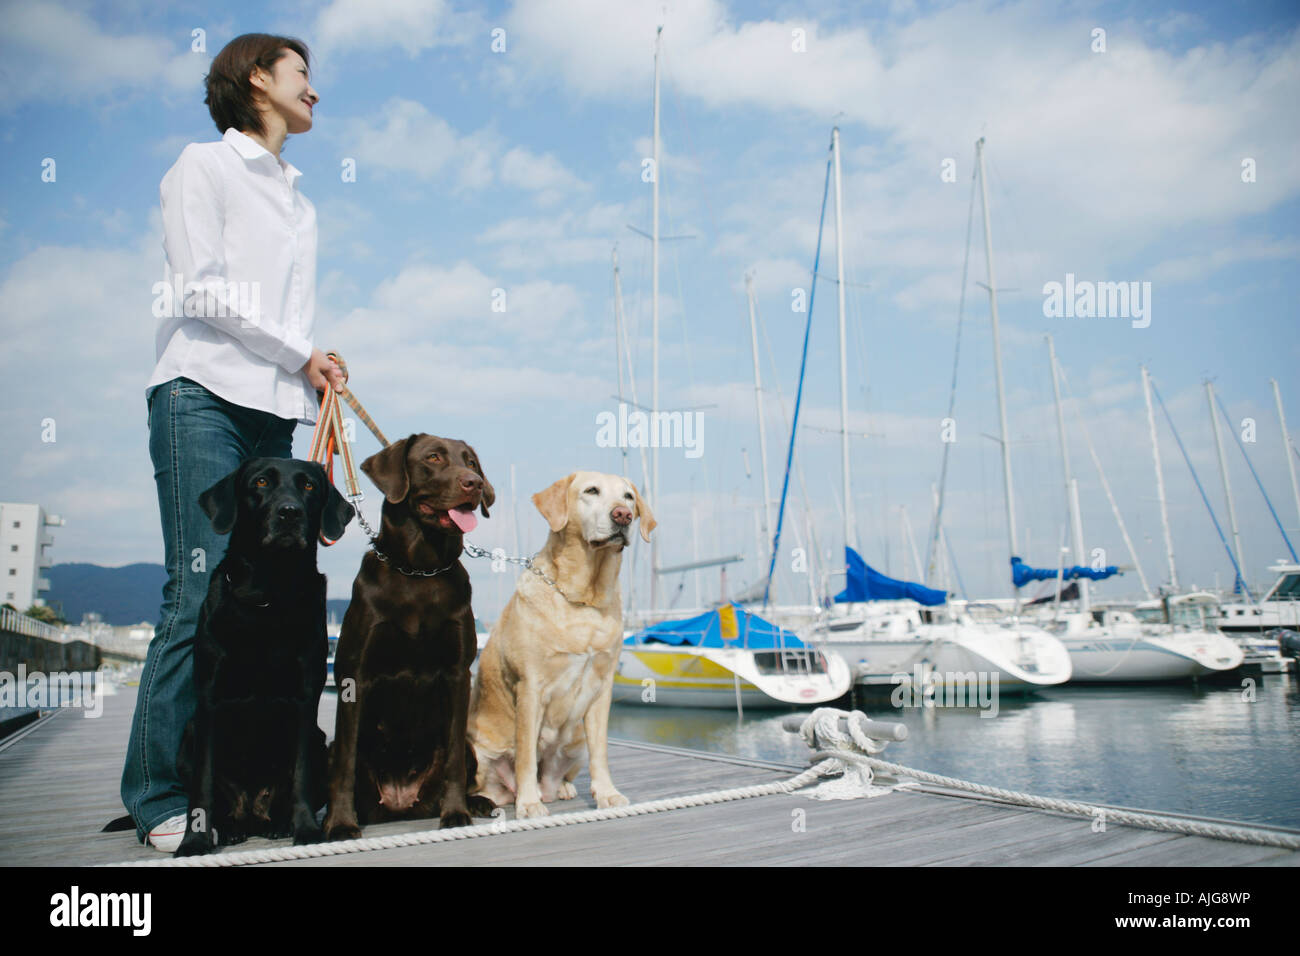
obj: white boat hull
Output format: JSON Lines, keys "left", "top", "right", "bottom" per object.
{"left": 613, "top": 643, "right": 853, "bottom": 709}
{"left": 1061, "top": 632, "right": 1244, "bottom": 681}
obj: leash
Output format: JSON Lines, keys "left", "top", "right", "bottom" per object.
{"left": 462, "top": 543, "right": 599, "bottom": 607}
{"left": 307, "top": 351, "right": 385, "bottom": 545}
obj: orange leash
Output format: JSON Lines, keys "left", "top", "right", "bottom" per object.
{"left": 307, "top": 352, "right": 385, "bottom": 545}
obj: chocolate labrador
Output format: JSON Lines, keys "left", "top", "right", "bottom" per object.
{"left": 174, "top": 457, "right": 354, "bottom": 857}
{"left": 324, "top": 434, "right": 498, "bottom": 837}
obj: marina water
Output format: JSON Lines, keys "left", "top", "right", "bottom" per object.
{"left": 609, "top": 673, "right": 1300, "bottom": 831}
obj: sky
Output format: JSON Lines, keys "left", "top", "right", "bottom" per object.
{"left": 1, "top": 0, "right": 1298, "bottom": 622}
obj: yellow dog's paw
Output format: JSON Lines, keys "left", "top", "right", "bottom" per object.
{"left": 516, "top": 800, "right": 549, "bottom": 819}
{"left": 558, "top": 781, "right": 578, "bottom": 800}
{"left": 595, "top": 790, "right": 630, "bottom": 809}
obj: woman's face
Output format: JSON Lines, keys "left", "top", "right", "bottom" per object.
{"left": 252, "top": 49, "right": 318, "bottom": 135}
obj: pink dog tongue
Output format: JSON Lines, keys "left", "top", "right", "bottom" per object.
{"left": 448, "top": 506, "right": 477, "bottom": 533}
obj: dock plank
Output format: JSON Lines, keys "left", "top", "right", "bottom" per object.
{"left": 1, "top": 686, "right": 1295, "bottom": 867}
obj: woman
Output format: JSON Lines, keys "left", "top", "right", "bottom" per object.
{"left": 119, "top": 33, "right": 343, "bottom": 852}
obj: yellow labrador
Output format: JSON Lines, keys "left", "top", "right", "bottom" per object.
{"left": 468, "top": 471, "right": 655, "bottom": 818}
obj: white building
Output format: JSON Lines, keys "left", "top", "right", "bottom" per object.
{"left": 0, "top": 503, "right": 65, "bottom": 609}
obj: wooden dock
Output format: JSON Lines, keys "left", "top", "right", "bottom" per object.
{"left": 2, "top": 683, "right": 1297, "bottom": 867}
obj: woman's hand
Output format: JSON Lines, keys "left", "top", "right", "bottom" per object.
{"left": 303, "top": 348, "right": 344, "bottom": 393}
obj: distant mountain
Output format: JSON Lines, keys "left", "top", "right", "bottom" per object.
{"left": 46, "top": 564, "right": 487, "bottom": 631}
{"left": 46, "top": 563, "right": 168, "bottom": 626}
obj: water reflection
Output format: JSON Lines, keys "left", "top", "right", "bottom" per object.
{"left": 608, "top": 672, "right": 1300, "bottom": 829}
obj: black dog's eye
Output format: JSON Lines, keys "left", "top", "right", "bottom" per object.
{"left": 255, "top": 477, "right": 268, "bottom": 488}
{"left": 304, "top": 481, "right": 314, "bottom": 491}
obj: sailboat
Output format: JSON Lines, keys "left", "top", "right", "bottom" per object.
{"left": 1024, "top": 343, "right": 1243, "bottom": 681}
{"left": 612, "top": 26, "right": 851, "bottom": 710}
{"left": 615, "top": 602, "right": 851, "bottom": 709}
{"left": 784, "top": 130, "right": 1072, "bottom": 693}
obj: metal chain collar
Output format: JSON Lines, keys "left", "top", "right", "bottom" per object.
{"left": 351, "top": 495, "right": 456, "bottom": 578}
{"left": 349, "top": 499, "right": 589, "bottom": 601}
{"left": 462, "top": 542, "right": 595, "bottom": 607}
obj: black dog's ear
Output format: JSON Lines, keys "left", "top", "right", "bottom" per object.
{"left": 467, "top": 443, "right": 495, "bottom": 518}
{"left": 361, "top": 436, "right": 411, "bottom": 504}
{"left": 199, "top": 464, "right": 245, "bottom": 535}
{"left": 311, "top": 461, "right": 354, "bottom": 541}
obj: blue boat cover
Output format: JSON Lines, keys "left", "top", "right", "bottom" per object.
{"left": 625, "top": 602, "right": 806, "bottom": 648}
{"left": 1010, "top": 556, "right": 1121, "bottom": 588}
{"left": 833, "top": 547, "right": 948, "bottom": 606}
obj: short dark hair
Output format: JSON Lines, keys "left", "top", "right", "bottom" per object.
{"left": 204, "top": 33, "right": 311, "bottom": 137}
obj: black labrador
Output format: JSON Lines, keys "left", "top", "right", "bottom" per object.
{"left": 174, "top": 457, "right": 353, "bottom": 856}
{"left": 324, "top": 434, "right": 498, "bottom": 838}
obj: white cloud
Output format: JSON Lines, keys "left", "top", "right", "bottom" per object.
{"left": 336, "top": 98, "right": 498, "bottom": 190}
{"left": 314, "top": 0, "right": 481, "bottom": 58}
{"left": 0, "top": 0, "right": 200, "bottom": 110}
{"left": 499, "top": 146, "right": 588, "bottom": 205}
{"left": 475, "top": 202, "right": 632, "bottom": 270}
{"left": 501, "top": 0, "right": 1300, "bottom": 295}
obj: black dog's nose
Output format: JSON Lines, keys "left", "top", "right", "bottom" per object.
{"left": 278, "top": 503, "right": 304, "bottom": 519}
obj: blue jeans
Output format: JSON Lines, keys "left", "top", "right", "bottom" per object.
{"left": 120, "top": 377, "right": 295, "bottom": 840}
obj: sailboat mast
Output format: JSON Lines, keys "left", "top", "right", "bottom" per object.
{"left": 976, "top": 138, "right": 1020, "bottom": 581}
{"left": 746, "top": 273, "right": 775, "bottom": 556}
{"left": 1206, "top": 381, "right": 1247, "bottom": 592}
{"left": 831, "top": 127, "right": 855, "bottom": 554}
{"left": 650, "top": 24, "right": 662, "bottom": 613}
{"left": 1143, "top": 365, "right": 1179, "bottom": 590}
{"left": 1048, "top": 335, "right": 1089, "bottom": 610}
{"left": 1272, "top": 378, "right": 1300, "bottom": 534}
{"left": 613, "top": 248, "right": 627, "bottom": 478}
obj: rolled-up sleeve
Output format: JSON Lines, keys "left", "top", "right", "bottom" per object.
{"left": 160, "top": 146, "right": 313, "bottom": 373}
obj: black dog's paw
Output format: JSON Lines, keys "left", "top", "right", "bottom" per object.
{"left": 293, "top": 824, "right": 326, "bottom": 846}
{"left": 439, "top": 809, "right": 473, "bottom": 830}
{"left": 174, "top": 832, "right": 213, "bottom": 858}
{"left": 467, "top": 795, "right": 497, "bottom": 818}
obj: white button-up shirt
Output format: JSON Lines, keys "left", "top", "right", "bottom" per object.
{"left": 148, "top": 127, "right": 319, "bottom": 424}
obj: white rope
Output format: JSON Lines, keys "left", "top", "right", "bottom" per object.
{"left": 104, "top": 762, "right": 841, "bottom": 868}
{"left": 793, "top": 708, "right": 1300, "bottom": 850}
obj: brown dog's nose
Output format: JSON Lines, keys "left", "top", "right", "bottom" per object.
{"left": 459, "top": 474, "right": 482, "bottom": 492}
{"left": 612, "top": 505, "right": 633, "bottom": 526}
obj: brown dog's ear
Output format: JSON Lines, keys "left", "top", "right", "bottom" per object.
{"left": 629, "top": 480, "right": 657, "bottom": 543}
{"left": 361, "top": 436, "right": 412, "bottom": 504}
{"left": 532, "top": 473, "right": 575, "bottom": 533}
{"left": 467, "top": 444, "right": 495, "bottom": 518}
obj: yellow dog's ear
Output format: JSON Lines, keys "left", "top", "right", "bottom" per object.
{"left": 532, "top": 473, "right": 575, "bottom": 533}
{"left": 629, "top": 481, "right": 656, "bottom": 542}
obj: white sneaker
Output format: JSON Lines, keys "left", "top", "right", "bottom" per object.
{"left": 147, "top": 813, "right": 188, "bottom": 853}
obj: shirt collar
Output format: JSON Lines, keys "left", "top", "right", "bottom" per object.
{"left": 222, "top": 127, "right": 303, "bottom": 188}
